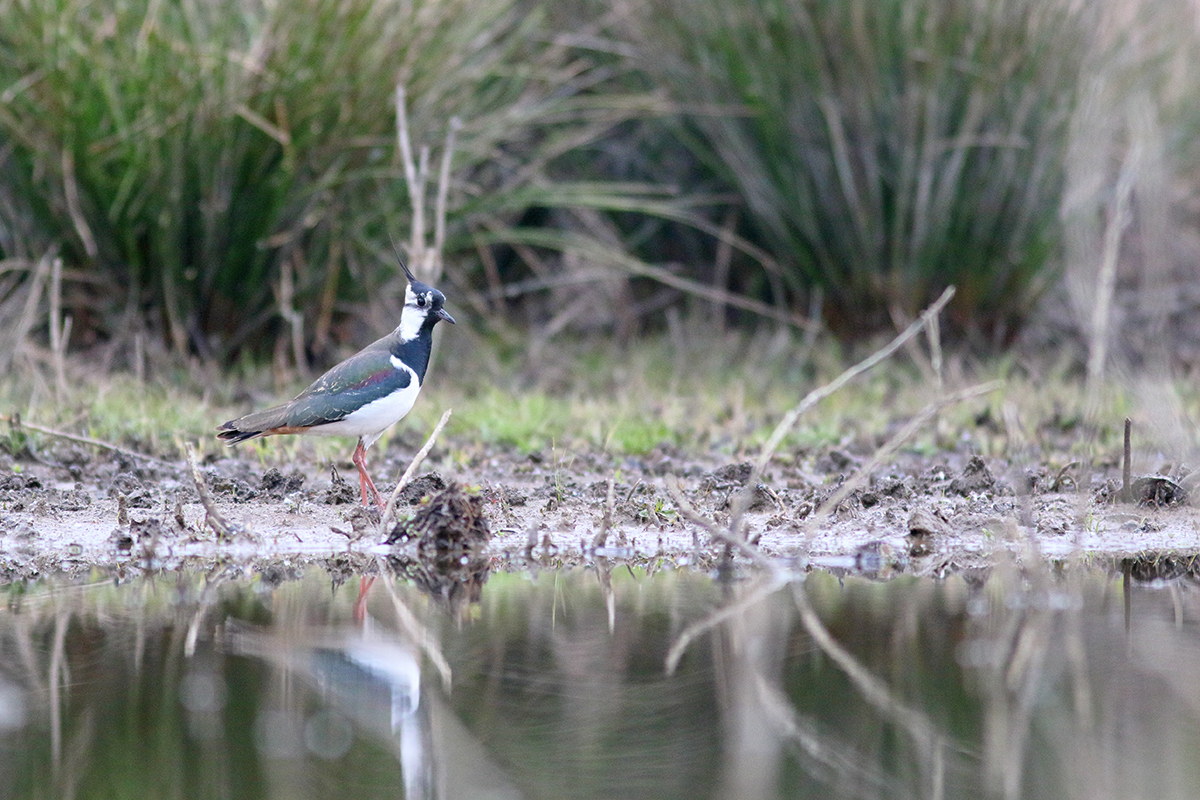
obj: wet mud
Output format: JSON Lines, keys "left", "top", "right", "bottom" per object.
{"left": 3, "top": 432, "right": 1200, "bottom": 583}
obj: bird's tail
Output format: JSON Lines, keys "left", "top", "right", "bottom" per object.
{"left": 217, "top": 405, "right": 290, "bottom": 444}
{"left": 216, "top": 423, "right": 263, "bottom": 445}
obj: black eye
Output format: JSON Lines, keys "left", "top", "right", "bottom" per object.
{"left": 417, "top": 295, "right": 426, "bottom": 308}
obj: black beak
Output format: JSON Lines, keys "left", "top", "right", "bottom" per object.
{"left": 436, "top": 308, "right": 456, "bottom": 324}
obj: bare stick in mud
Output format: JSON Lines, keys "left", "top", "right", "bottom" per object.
{"left": 185, "top": 441, "right": 244, "bottom": 540}
{"left": 728, "top": 286, "right": 957, "bottom": 539}
{"left": 1123, "top": 418, "right": 1132, "bottom": 502}
{"left": 378, "top": 408, "right": 453, "bottom": 535}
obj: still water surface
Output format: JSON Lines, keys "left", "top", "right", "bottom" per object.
{"left": 2, "top": 555, "right": 1200, "bottom": 799}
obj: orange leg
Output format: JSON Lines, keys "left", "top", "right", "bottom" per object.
{"left": 352, "top": 438, "right": 385, "bottom": 509}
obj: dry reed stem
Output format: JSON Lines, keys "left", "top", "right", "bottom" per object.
{"left": 728, "top": 285, "right": 956, "bottom": 537}
{"left": 928, "top": 311, "right": 943, "bottom": 395}
{"left": 710, "top": 208, "right": 737, "bottom": 332}
{"left": 396, "top": 85, "right": 422, "bottom": 269}
{"left": 1, "top": 415, "right": 172, "bottom": 467}
{"left": 604, "top": 245, "right": 819, "bottom": 331}
{"left": 60, "top": 149, "right": 97, "bottom": 259}
{"left": 434, "top": 117, "right": 462, "bottom": 272}
{"left": 1086, "top": 142, "right": 1138, "bottom": 392}
{"left": 395, "top": 85, "right": 459, "bottom": 285}
{"left": 48, "top": 257, "right": 69, "bottom": 402}
{"left": 274, "top": 255, "right": 308, "bottom": 378}
{"left": 6, "top": 254, "right": 52, "bottom": 376}
{"left": 378, "top": 408, "right": 453, "bottom": 535}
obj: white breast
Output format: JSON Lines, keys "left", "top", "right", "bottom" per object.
{"left": 306, "top": 358, "right": 422, "bottom": 449}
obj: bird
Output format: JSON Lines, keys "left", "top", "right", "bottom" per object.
{"left": 217, "top": 258, "right": 454, "bottom": 509}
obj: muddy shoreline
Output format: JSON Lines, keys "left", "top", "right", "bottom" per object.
{"left": 3, "top": 426, "right": 1199, "bottom": 586}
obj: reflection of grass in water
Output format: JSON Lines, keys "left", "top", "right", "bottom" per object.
{"left": 7, "top": 560, "right": 1200, "bottom": 797}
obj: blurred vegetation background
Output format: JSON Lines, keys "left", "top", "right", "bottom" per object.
{"left": 1, "top": 0, "right": 1199, "bottom": 379}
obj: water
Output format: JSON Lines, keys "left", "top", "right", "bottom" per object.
{"left": 2, "top": 555, "right": 1200, "bottom": 799}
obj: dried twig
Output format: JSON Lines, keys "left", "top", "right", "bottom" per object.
{"left": 806, "top": 381, "right": 1003, "bottom": 532}
{"left": 664, "top": 474, "right": 776, "bottom": 572}
{"left": 185, "top": 441, "right": 244, "bottom": 540}
{"left": 728, "top": 286, "right": 956, "bottom": 537}
{"left": 591, "top": 475, "right": 616, "bottom": 549}
{"left": 1122, "top": 417, "right": 1132, "bottom": 502}
{"left": 1, "top": 414, "right": 172, "bottom": 467}
{"left": 378, "top": 409, "right": 453, "bottom": 535}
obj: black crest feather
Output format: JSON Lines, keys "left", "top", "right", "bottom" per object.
{"left": 388, "top": 234, "right": 418, "bottom": 284}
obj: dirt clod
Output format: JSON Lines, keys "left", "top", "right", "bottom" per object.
{"left": 260, "top": 468, "right": 305, "bottom": 498}
{"left": 701, "top": 463, "right": 754, "bottom": 490}
{"left": 908, "top": 506, "right": 947, "bottom": 537}
{"left": 385, "top": 483, "right": 490, "bottom": 549}
{"left": 1132, "top": 475, "right": 1187, "bottom": 507}
{"left": 397, "top": 472, "right": 447, "bottom": 505}
{"left": 0, "top": 473, "right": 40, "bottom": 491}
{"left": 950, "top": 456, "right": 995, "bottom": 496}
{"left": 321, "top": 469, "right": 357, "bottom": 505}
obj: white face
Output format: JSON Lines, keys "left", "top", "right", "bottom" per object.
{"left": 398, "top": 284, "right": 433, "bottom": 341}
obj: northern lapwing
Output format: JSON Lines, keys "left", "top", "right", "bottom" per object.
{"left": 217, "top": 259, "right": 454, "bottom": 508}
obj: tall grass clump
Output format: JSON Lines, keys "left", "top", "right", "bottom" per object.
{"left": 0, "top": 0, "right": 652, "bottom": 362}
{"left": 632, "top": 0, "right": 1094, "bottom": 341}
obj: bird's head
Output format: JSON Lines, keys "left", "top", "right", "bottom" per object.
{"left": 404, "top": 280, "right": 454, "bottom": 324}
{"left": 396, "top": 256, "right": 455, "bottom": 341}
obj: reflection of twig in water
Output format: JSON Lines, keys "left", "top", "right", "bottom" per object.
{"left": 728, "top": 286, "right": 956, "bottom": 540}
{"left": 791, "top": 584, "right": 948, "bottom": 799}
{"left": 665, "top": 573, "right": 788, "bottom": 675}
{"left": 595, "top": 558, "right": 616, "bottom": 634}
{"left": 376, "top": 558, "right": 453, "bottom": 691}
{"left": 805, "top": 381, "right": 1003, "bottom": 536}
{"left": 978, "top": 580, "right": 1054, "bottom": 799}
{"left": 379, "top": 408, "right": 452, "bottom": 536}
{"left": 750, "top": 670, "right": 888, "bottom": 792}
{"left": 49, "top": 609, "right": 68, "bottom": 776}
